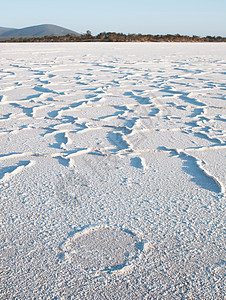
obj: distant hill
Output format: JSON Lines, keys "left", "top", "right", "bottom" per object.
{"left": 0, "top": 26, "right": 16, "bottom": 35}
{"left": 0, "top": 24, "right": 79, "bottom": 40}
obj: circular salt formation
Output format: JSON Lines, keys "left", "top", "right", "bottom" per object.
{"left": 62, "top": 226, "right": 141, "bottom": 271}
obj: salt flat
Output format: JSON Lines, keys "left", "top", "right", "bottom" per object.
{"left": 0, "top": 43, "right": 225, "bottom": 299}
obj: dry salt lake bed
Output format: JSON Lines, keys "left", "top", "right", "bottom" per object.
{"left": 0, "top": 43, "right": 225, "bottom": 299}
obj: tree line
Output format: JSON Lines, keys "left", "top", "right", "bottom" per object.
{"left": 3, "top": 32, "right": 226, "bottom": 43}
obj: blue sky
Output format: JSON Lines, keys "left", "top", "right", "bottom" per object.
{"left": 1, "top": 0, "right": 226, "bottom": 36}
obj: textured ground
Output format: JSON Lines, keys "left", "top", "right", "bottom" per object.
{"left": 0, "top": 43, "right": 225, "bottom": 299}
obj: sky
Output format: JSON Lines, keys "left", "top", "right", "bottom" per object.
{"left": 1, "top": 0, "right": 226, "bottom": 37}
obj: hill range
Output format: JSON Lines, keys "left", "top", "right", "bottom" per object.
{"left": 0, "top": 24, "right": 79, "bottom": 40}
{"left": 0, "top": 24, "right": 225, "bottom": 43}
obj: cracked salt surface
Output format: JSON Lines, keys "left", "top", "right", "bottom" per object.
{"left": 0, "top": 43, "right": 225, "bottom": 299}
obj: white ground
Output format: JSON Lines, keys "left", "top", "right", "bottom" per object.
{"left": 0, "top": 43, "right": 225, "bottom": 299}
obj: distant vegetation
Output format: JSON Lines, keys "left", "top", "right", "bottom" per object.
{"left": 2, "top": 31, "right": 226, "bottom": 42}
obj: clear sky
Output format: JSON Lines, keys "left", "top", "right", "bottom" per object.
{"left": 1, "top": 0, "right": 226, "bottom": 37}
